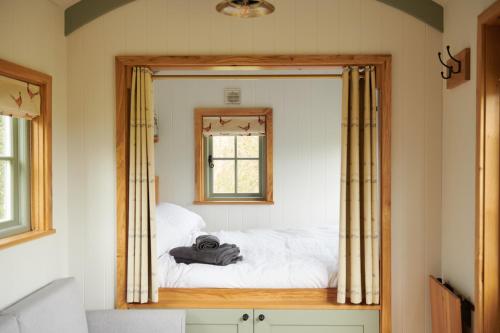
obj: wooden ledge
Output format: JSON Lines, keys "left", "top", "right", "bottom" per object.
{"left": 126, "top": 288, "right": 381, "bottom": 310}
{"left": 0, "top": 229, "right": 56, "bottom": 250}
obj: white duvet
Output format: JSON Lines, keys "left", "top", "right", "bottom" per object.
{"left": 157, "top": 226, "right": 339, "bottom": 288}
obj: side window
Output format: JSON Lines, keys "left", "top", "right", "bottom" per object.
{"left": 0, "top": 60, "right": 53, "bottom": 250}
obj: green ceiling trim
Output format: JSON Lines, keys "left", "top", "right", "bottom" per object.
{"left": 65, "top": 0, "right": 444, "bottom": 36}
{"left": 65, "top": 0, "right": 135, "bottom": 36}
{"left": 376, "top": 0, "right": 443, "bottom": 32}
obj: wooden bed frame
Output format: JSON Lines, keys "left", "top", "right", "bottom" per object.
{"left": 115, "top": 55, "right": 392, "bottom": 332}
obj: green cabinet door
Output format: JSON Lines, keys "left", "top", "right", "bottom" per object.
{"left": 253, "top": 310, "right": 379, "bottom": 333}
{"left": 186, "top": 309, "right": 253, "bottom": 333}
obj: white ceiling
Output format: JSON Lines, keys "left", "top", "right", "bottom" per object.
{"left": 50, "top": 0, "right": 80, "bottom": 9}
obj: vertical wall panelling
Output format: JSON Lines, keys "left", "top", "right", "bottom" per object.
{"left": 400, "top": 14, "right": 426, "bottom": 331}
{"left": 154, "top": 78, "right": 342, "bottom": 231}
{"left": 188, "top": 0, "right": 211, "bottom": 54}
{"left": 67, "top": 1, "right": 443, "bottom": 331}
{"left": 316, "top": 0, "right": 340, "bottom": 53}
{"left": 424, "top": 25, "right": 443, "bottom": 333}
{"left": 295, "top": 0, "right": 317, "bottom": 53}
{"left": 0, "top": 0, "right": 68, "bottom": 309}
{"left": 441, "top": 0, "right": 497, "bottom": 307}
{"left": 273, "top": 0, "right": 295, "bottom": 54}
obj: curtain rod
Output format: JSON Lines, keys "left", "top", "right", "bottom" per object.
{"left": 151, "top": 74, "right": 344, "bottom": 80}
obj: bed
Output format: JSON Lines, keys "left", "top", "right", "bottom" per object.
{"left": 156, "top": 203, "right": 339, "bottom": 289}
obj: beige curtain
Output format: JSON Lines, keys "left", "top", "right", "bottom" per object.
{"left": 0, "top": 75, "right": 40, "bottom": 119}
{"left": 202, "top": 116, "right": 266, "bottom": 136}
{"left": 337, "top": 66, "right": 380, "bottom": 305}
{"left": 127, "top": 67, "right": 158, "bottom": 304}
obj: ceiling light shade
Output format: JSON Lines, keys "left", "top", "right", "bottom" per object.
{"left": 216, "top": 0, "right": 275, "bottom": 18}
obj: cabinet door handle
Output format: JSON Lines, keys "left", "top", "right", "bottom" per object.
{"left": 242, "top": 313, "right": 249, "bottom": 321}
{"left": 258, "top": 314, "right": 265, "bottom": 321}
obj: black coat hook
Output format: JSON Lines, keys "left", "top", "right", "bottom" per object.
{"left": 446, "top": 45, "right": 461, "bottom": 74}
{"left": 438, "top": 51, "right": 453, "bottom": 79}
{"left": 440, "top": 69, "right": 452, "bottom": 80}
{"left": 438, "top": 45, "right": 462, "bottom": 80}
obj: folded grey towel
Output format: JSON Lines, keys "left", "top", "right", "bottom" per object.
{"left": 195, "top": 235, "right": 220, "bottom": 250}
{"left": 174, "top": 255, "right": 243, "bottom": 266}
{"left": 170, "top": 243, "right": 242, "bottom": 266}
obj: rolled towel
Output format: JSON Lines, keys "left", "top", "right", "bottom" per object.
{"left": 195, "top": 234, "right": 220, "bottom": 250}
{"left": 170, "top": 243, "right": 242, "bottom": 266}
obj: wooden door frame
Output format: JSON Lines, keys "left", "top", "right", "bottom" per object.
{"left": 476, "top": 2, "right": 500, "bottom": 332}
{"left": 115, "top": 55, "right": 392, "bottom": 333}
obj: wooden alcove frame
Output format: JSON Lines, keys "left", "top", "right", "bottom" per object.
{"left": 115, "top": 55, "right": 392, "bottom": 332}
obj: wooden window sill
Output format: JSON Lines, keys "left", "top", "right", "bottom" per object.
{"left": 193, "top": 200, "right": 274, "bottom": 205}
{"left": 0, "top": 229, "right": 56, "bottom": 250}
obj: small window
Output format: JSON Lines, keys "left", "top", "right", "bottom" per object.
{"left": 195, "top": 108, "right": 273, "bottom": 204}
{"left": 0, "top": 60, "right": 54, "bottom": 250}
{"left": 0, "top": 116, "right": 30, "bottom": 238}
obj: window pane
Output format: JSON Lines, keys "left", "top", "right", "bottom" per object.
{"left": 18, "top": 119, "right": 31, "bottom": 227}
{"left": 0, "top": 116, "right": 12, "bottom": 157}
{"left": 237, "top": 160, "right": 260, "bottom": 193}
{"left": 237, "top": 136, "right": 259, "bottom": 158}
{"left": 0, "top": 160, "right": 12, "bottom": 223}
{"left": 213, "top": 160, "right": 235, "bottom": 193}
{"left": 212, "top": 136, "right": 235, "bottom": 158}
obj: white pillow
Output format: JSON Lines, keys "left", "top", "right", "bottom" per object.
{"left": 156, "top": 203, "right": 206, "bottom": 256}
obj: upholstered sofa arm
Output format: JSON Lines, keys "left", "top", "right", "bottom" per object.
{"left": 86, "top": 309, "right": 185, "bottom": 333}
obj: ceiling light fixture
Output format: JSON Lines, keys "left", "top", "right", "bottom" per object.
{"left": 216, "top": 0, "right": 275, "bottom": 18}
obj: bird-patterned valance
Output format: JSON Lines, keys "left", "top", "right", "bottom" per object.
{"left": 0, "top": 75, "right": 41, "bottom": 119}
{"left": 202, "top": 116, "right": 266, "bottom": 136}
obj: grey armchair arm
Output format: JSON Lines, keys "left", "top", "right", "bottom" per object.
{"left": 86, "top": 309, "right": 185, "bottom": 333}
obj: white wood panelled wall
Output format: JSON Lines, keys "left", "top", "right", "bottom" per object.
{"left": 0, "top": 0, "right": 68, "bottom": 309}
{"left": 441, "top": 0, "right": 497, "bottom": 304}
{"left": 67, "top": 0, "right": 443, "bottom": 332}
{"left": 154, "top": 78, "right": 342, "bottom": 231}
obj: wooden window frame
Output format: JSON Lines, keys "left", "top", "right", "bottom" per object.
{"left": 0, "top": 58, "right": 54, "bottom": 250}
{"left": 475, "top": 2, "right": 500, "bottom": 332}
{"left": 194, "top": 108, "right": 273, "bottom": 205}
{"left": 116, "top": 55, "right": 392, "bottom": 333}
